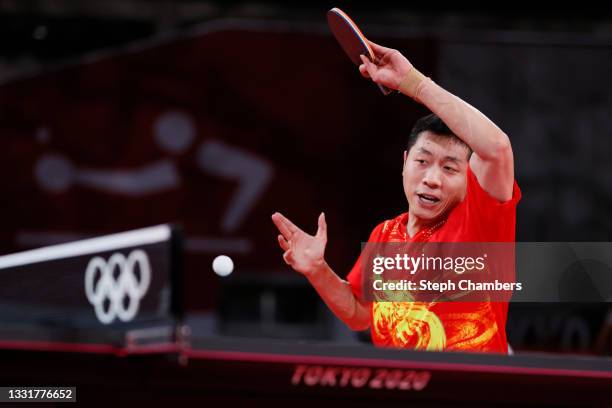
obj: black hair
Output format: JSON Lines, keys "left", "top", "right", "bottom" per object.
{"left": 406, "top": 113, "right": 472, "bottom": 158}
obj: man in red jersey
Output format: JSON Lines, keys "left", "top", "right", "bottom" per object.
{"left": 271, "top": 40, "right": 520, "bottom": 353}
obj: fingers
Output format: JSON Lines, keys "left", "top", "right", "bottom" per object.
{"left": 316, "top": 212, "right": 327, "bottom": 240}
{"left": 359, "top": 63, "right": 370, "bottom": 78}
{"left": 277, "top": 234, "right": 290, "bottom": 251}
{"left": 368, "top": 40, "right": 393, "bottom": 58}
{"left": 359, "top": 55, "right": 377, "bottom": 80}
{"left": 275, "top": 212, "right": 300, "bottom": 233}
{"left": 271, "top": 212, "right": 299, "bottom": 239}
{"left": 282, "top": 249, "right": 294, "bottom": 265}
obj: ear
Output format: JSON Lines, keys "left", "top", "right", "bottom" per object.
{"left": 402, "top": 150, "right": 408, "bottom": 174}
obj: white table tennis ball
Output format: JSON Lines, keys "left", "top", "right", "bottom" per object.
{"left": 212, "top": 255, "right": 234, "bottom": 277}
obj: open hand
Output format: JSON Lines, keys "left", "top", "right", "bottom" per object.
{"left": 271, "top": 212, "right": 327, "bottom": 277}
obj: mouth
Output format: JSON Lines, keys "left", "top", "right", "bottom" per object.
{"left": 416, "top": 192, "right": 440, "bottom": 206}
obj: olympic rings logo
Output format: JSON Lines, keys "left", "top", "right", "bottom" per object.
{"left": 84, "top": 250, "right": 151, "bottom": 324}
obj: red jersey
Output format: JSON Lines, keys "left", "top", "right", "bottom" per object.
{"left": 347, "top": 166, "right": 521, "bottom": 353}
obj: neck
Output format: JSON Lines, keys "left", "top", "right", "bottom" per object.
{"left": 406, "top": 210, "right": 443, "bottom": 238}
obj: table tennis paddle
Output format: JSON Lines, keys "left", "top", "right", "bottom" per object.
{"left": 327, "top": 7, "right": 392, "bottom": 95}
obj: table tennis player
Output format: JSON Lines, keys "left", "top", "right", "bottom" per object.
{"left": 272, "top": 40, "right": 521, "bottom": 353}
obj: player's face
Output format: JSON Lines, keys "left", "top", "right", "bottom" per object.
{"left": 403, "top": 132, "right": 469, "bottom": 222}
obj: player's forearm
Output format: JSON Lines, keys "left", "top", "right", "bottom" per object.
{"left": 399, "top": 69, "right": 511, "bottom": 161}
{"left": 306, "top": 262, "right": 370, "bottom": 331}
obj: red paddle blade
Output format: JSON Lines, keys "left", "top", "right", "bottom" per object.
{"left": 327, "top": 8, "right": 393, "bottom": 96}
{"left": 327, "top": 7, "right": 375, "bottom": 65}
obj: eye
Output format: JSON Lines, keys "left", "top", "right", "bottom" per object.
{"left": 415, "top": 159, "right": 426, "bottom": 165}
{"left": 444, "top": 166, "right": 457, "bottom": 173}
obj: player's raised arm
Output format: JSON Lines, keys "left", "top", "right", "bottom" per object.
{"left": 271, "top": 212, "right": 370, "bottom": 331}
{"left": 359, "top": 41, "right": 514, "bottom": 202}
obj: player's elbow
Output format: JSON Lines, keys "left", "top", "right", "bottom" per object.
{"left": 347, "top": 320, "right": 370, "bottom": 332}
{"left": 345, "top": 314, "right": 371, "bottom": 331}
{"left": 480, "top": 133, "right": 512, "bottom": 162}
{"left": 492, "top": 133, "right": 512, "bottom": 160}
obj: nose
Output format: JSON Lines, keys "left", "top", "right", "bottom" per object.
{"left": 422, "top": 166, "right": 442, "bottom": 189}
